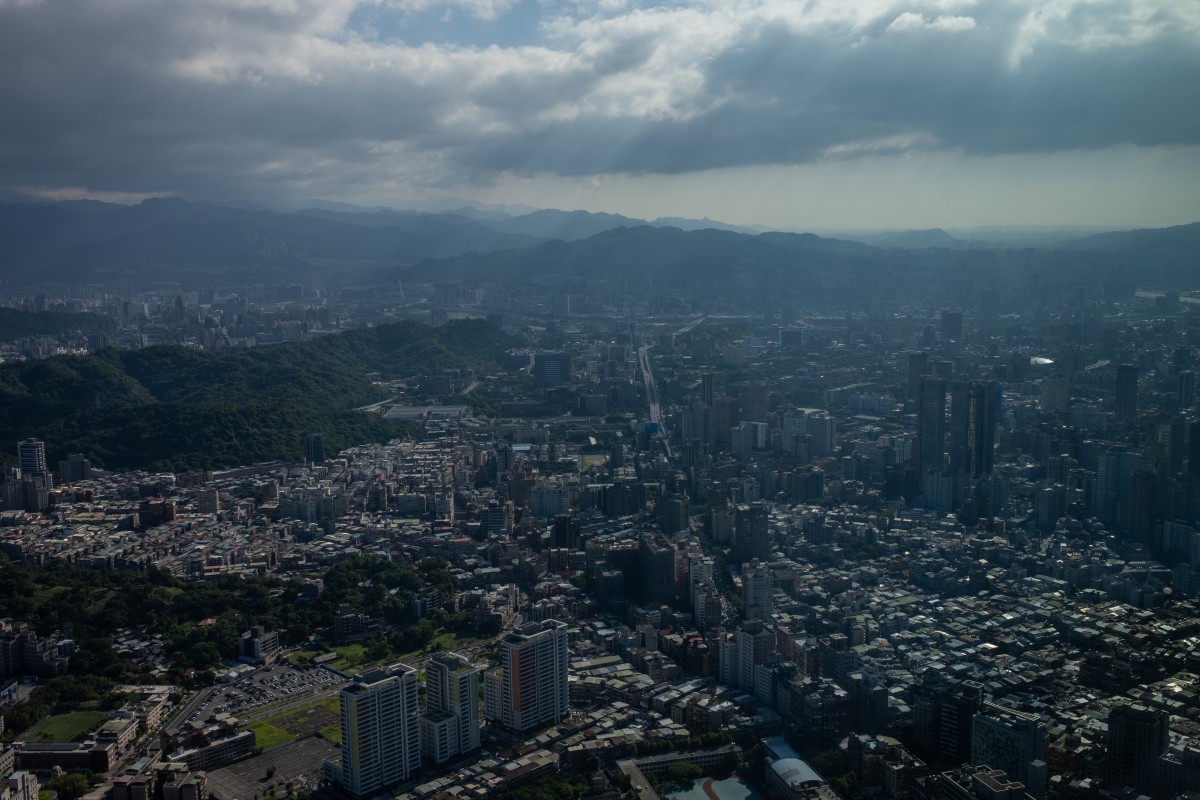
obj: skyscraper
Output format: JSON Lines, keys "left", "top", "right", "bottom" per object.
{"left": 962, "top": 381, "right": 998, "bottom": 478}
{"left": 915, "top": 376, "right": 947, "bottom": 473}
{"left": 1178, "top": 370, "right": 1195, "bottom": 409}
{"left": 488, "top": 620, "right": 569, "bottom": 735}
{"left": 1115, "top": 363, "right": 1139, "bottom": 421}
{"left": 420, "top": 652, "right": 480, "bottom": 765}
{"left": 337, "top": 663, "right": 421, "bottom": 798}
{"left": 907, "top": 351, "right": 930, "bottom": 402}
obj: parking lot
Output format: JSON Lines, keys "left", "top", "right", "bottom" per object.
{"left": 181, "top": 661, "right": 347, "bottom": 729}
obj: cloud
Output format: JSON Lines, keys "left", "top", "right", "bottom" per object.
{"left": 0, "top": 0, "right": 1197, "bottom": 203}
{"left": 886, "top": 12, "right": 976, "bottom": 33}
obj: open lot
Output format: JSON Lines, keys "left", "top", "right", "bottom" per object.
{"left": 23, "top": 710, "right": 107, "bottom": 742}
{"left": 243, "top": 695, "right": 342, "bottom": 750}
{"left": 205, "top": 736, "right": 339, "bottom": 800}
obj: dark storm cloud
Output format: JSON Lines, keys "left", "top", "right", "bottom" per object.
{"left": 0, "top": 0, "right": 1197, "bottom": 198}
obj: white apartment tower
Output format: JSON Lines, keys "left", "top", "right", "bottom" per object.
{"left": 420, "top": 651, "right": 480, "bottom": 764}
{"left": 337, "top": 663, "right": 421, "bottom": 798}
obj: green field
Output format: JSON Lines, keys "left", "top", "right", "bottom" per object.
{"left": 286, "top": 630, "right": 483, "bottom": 672}
{"left": 244, "top": 696, "right": 343, "bottom": 748}
{"left": 245, "top": 721, "right": 294, "bottom": 751}
{"left": 23, "top": 711, "right": 107, "bottom": 742}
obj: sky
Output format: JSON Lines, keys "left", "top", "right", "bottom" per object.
{"left": 1, "top": 0, "right": 1199, "bottom": 230}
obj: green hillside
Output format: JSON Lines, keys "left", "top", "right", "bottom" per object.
{"left": 0, "top": 319, "right": 516, "bottom": 471}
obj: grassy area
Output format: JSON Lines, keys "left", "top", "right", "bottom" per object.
{"left": 330, "top": 643, "right": 366, "bottom": 670}
{"left": 287, "top": 629, "right": 486, "bottom": 672}
{"left": 23, "top": 710, "right": 107, "bottom": 742}
{"left": 245, "top": 696, "right": 342, "bottom": 747}
{"left": 245, "top": 721, "right": 294, "bottom": 751}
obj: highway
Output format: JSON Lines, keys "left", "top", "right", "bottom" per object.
{"left": 637, "top": 343, "right": 672, "bottom": 460}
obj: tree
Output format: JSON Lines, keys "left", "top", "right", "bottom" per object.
{"left": 42, "top": 773, "right": 96, "bottom": 800}
{"left": 666, "top": 763, "right": 703, "bottom": 784}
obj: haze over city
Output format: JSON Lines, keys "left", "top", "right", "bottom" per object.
{"left": 2, "top": 0, "right": 1199, "bottom": 228}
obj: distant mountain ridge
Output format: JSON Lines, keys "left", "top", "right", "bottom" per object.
{"left": 0, "top": 196, "right": 1195, "bottom": 290}
{"left": 1061, "top": 222, "right": 1200, "bottom": 251}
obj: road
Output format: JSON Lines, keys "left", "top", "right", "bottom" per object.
{"left": 638, "top": 343, "right": 673, "bottom": 460}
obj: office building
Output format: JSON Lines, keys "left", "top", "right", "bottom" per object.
{"left": 1115, "top": 363, "right": 1138, "bottom": 421}
{"left": 337, "top": 663, "right": 421, "bottom": 798}
{"left": 1179, "top": 369, "right": 1195, "bottom": 409}
{"left": 714, "top": 396, "right": 740, "bottom": 445}
{"left": 533, "top": 352, "right": 572, "bottom": 386}
{"left": 915, "top": 376, "right": 947, "bottom": 473}
{"left": 420, "top": 652, "right": 480, "bottom": 765}
{"left": 907, "top": 352, "right": 930, "bottom": 402}
{"left": 949, "top": 381, "right": 999, "bottom": 478}
{"left": 488, "top": 620, "right": 569, "bottom": 735}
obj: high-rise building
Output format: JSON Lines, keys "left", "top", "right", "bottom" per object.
{"left": 735, "top": 502, "right": 770, "bottom": 563}
{"left": 734, "top": 619, "right": 773, "bottom": 692}
{"left": 941, "top": 310, "right": 964, "bottom": 342}
{"left": 700, "top": 372, "right": 715, "bottom": 408}
{"left": 533, "top": 352, "right": 572, "bottom": 386}
{"left": 907, "top": 352, "right": 930, "bottom": 402}
{"left": 487, "top": 620, "right": 569, "bottom": 735}
{"left": 915, "top": 376, "right": 947, "bottom": 473}
{"left": 948, "top": 381, "right": 999, "bottom": 478}
{"left": 971, "top": 702, "right": 1047, "bottom": 794}
{"left": 639, "top": 532, "right": 678, "bottom": 606}
{"left": 17, "top": 439, "right": 46, "bottom": 477}
{"left": 911, "top": 678, "right": 982, "bottom": 766}
{"left": 1179, "top": 370, "right": 1196, "bottom": 409}
{"left": 420, "top": 652, "right": 480, "bottom": 765}
{"left": 740, "top": 381, "right": 769, "bottom": 424}
{"left": 1106, "top": 700, "right": 1168, "bottom": 789}
{"left": 742, "top": 560, "right": 772, "bottom": 622}
{"left": 304, "top": 433, "right": 324, "bottom": 465}
{"left": 713, "top": 396, "right": 740, "bottom": 445}
{"left": 336, "top": 663, "right": 421, "bottom": 798}
{"left": 1115, "top": 363, "right": 1139, "bottom": 421}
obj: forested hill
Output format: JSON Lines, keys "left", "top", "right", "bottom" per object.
{"left": 0, "top": 319, "right": 517, "bottom": 472}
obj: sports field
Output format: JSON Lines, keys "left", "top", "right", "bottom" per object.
{"left": 23, "top": 710, "right": 107, "bottom": 742}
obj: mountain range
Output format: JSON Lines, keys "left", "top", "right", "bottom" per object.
{"left": 0, "top": 197, "right": 1196, "bottom": 293}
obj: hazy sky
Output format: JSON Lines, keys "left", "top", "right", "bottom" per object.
{"left": 2, "top": 0, "right": 1198, "bottom": 229}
